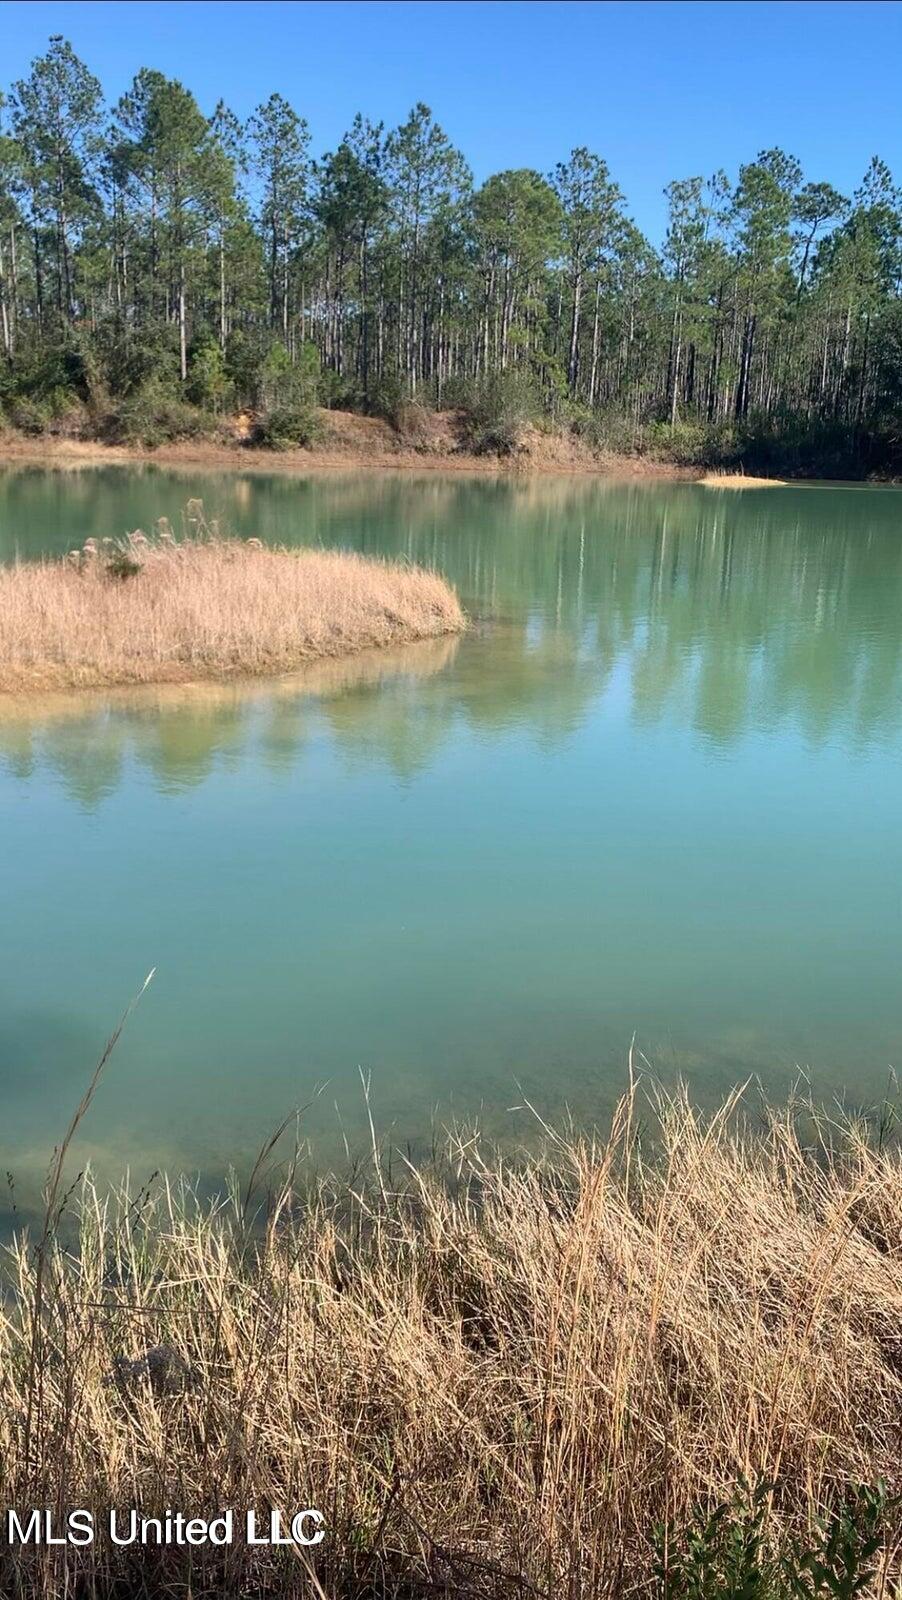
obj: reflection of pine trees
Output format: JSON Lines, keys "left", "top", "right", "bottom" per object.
{"left": 1, "top": 481, "right": 900, "bottom": 802}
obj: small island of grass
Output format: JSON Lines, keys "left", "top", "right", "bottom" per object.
{"left": 699, "top": 470, "right": 788, "bottom": 488}
{"left": 0, "top": 518, "right": 465, "bottom": 695}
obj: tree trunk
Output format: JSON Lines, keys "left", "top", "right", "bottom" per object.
{"left": 589, "top": 278, "right": 601, "bottom": 406}
{"left": 9, "top": 223, "right": 18, "bottom": 347}
{"left": 0, "top": 231, "right": 11, "bottom": 357}
{"left": 360, "top": 234, "right": 370, "bottom": 403}
{"left": 270, "top": 221, "right": 278, "bottom": 329}
{"left": 219, "top": 227, "right": 227, "bottom": 350}
{"left": 734, "top": 309, "right": 756, "bottom": 421}
{"left": 0, "top": 277, "right": 10, "bottom": 360}
{"left": 436, "top": 274, "right": 445, "bottom": 404}
{"left": 567, "top": 270, "right": 582, "bottom": 394}
{"left": 668, "top": 264, "right": 684, "bottom": 426}
{"left": 409, "top": 216, "right": 420, "bottom": 394}
{"left": 856, "top": 312, "right": 871, "bottom": 424}
{"left": 179, "top": 240, "right": 187, "bottom": 382}
{"left": 33, "top": 228, "right": 44, "bottom": 333}
{"left": 670, "top": 304, "right": 683, "bottom": 427}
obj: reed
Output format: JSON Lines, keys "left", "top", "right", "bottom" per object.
{"left": 0, "top": 510, "right": 465, "bottom": 694}
{"left": 1, "top": 1075, "right": 899, "bottom": 1598}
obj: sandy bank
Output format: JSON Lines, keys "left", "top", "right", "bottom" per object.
{"left": 0, "top": 409, "right": 698, "bottom": 480}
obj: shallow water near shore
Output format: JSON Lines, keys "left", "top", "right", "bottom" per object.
{"left": 1, "top": 467, "right": 901, "bottom": 1222}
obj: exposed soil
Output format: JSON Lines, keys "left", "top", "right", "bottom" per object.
{"left": 0, "top": 408, "right": 700, "bottom": 480}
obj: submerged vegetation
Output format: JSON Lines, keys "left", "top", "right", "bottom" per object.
{"left": 0, "top": 40, "right": 901, "bottom": 474}
{"left": 0, "top": 505, "right": 464, "bottom": 693}
{"left": 1, "top": 1079, "right": 900, "bottom": 1598}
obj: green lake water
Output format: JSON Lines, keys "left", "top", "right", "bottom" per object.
{"left": 1, "top": 467, "right": 900, "bottom": 1218}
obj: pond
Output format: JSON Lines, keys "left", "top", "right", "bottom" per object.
{"left": 1, "top": 466, "right": 900, "bottom": 1220}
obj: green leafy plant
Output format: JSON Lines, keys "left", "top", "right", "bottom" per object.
{"left": 782, "top": 1482, "right": 896, "bottom": 1600}
{"left": 450, "top": 373, "right": 539, "bottom": 456}
{"left": 104, "top": 547, "right": 142, "bottom": 580}
{"left": 655, "top": 1480, "right": 776, "bottom": 1600}
{"left": 251, "top": 403, "right": 321, "bottom": 450}
{"left": 187, "top": 335, "right": 233, "bottom": 414}
{"left": 367, "top": 372, "right": 408, "bottom": 426}
{"left": 103, "top": 383, "right": 211, "bottom": 448}
{"left": 655, "top": 1480, "right": 898, "bottom": 1600}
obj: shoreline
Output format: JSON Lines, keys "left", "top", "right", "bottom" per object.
{"left": 1, "top": 433, "right": 897, "bottom": 486}
{"left": 2, "top": 404, "right": 901, "bottom": 484}
{"left": 0, "top": 631, "right": 462, "bottom": 720}
{"left": 0, "top": 430, "right": 703, "bottom": 481}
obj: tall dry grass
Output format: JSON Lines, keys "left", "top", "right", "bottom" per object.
{"left": 698, "top": 470, "right": 787, "bottom": 488}
{"left": 0, "top": 513, "right": 464, "bottom": 693}
{"left": 1, "top": 1075, "right": 900, "bottom": 1599}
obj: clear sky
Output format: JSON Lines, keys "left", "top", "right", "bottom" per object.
{"left": 1, "top": 0, "right": 900, "bottom": 243}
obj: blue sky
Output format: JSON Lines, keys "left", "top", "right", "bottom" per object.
{"left": 1, "top": 0, "right": 900, "bottom": 243}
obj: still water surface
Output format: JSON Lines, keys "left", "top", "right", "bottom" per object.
{"left": 1, "top": 468, "right": 900, "bottom": 1212}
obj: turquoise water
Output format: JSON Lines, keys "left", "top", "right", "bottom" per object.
{"left": 1, "top": 468, "right": 900, "bottom": 1217}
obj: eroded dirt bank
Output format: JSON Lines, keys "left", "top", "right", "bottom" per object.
{"left": 0, "top": 408, "right": 700, "bottom": 479}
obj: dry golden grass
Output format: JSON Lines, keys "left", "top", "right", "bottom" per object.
{"left": 0, "top": 517, "right": 464, "bottom": 694}
{"left": 2, "top": 1080, "right": 900, "bottom": 1598}
{"left": 699, "top": 471, "right": 788, "bottom": 488}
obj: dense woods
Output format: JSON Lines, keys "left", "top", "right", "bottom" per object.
{"left": 1, "top": 36, "right": 901, "bottom": 470}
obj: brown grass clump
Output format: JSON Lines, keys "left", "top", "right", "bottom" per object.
{"left": 0, "top": 513, "right": 464, "bottom": 694}
{"left": 1, "top": 1081, "right": 900, "bottom": 1599}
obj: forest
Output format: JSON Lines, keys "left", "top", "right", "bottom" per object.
{"left": 1, "top": 35, "right": 901, "bottom": 472}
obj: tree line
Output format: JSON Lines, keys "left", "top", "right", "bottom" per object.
{"left": 1, "top": 35, "right": 901, "bottom": 466}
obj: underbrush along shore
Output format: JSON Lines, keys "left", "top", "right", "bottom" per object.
{"left": 1, "top": 404, "right": 898, "bottom": 481}
{"left": 0, "top": 518, "right": 465, "bottom": 694}
{"left": 1, "top": 1081, "right": 900, "bottom": 1598}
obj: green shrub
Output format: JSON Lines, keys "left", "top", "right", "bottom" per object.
{"left": 1, "top": 344, "right": 89, "bottom": 435}
{"left": 104, "top": 547, "right": 143, "bottom": 580}
{"left": 187, "top": 335, "right": 233, "bottom": 414}
{"left": 565, "top": 404, "right": 609, "bottom": 452}
{"left": 223, "top": 328, "right": 267, "bottom": 409}
{"left": 220, "top": 333, "right": 325, "bottom": 416}
{"left": 318, "top": 368, "right": 363, "bottom": 412}
{"left": 451, "top": 372, "right": 539, "bottom": 456}
{"left": 367, "top": 372, "right": 409, "bottom": 427}
{"left": 655, "top": 1479, "right": 897, "bottom": 1600}
{"left": 93, "top": 322, "right": 182, "bottom": 399}
{"left": 259, "top": 340, "right": 320, "bottom": 412}
{"left": 8, "top": 395, "right": 54, "bottom": 435}
{"left": 643, "top": 418, "right": 733, "bottom": 466}
{"left": 103, "top": 384, "right": 211, "bottom": 448}
{"left": 251, "top": 404, "right": 321, "bottom": 450}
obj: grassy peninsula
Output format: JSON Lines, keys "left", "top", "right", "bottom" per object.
{"left": 2, "top": 1083, "right": 900, "bottom": 1600}
{"left": 0, "top": 518, "right": 464, "bottom": 694}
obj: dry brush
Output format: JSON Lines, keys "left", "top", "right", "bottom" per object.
{"left": 1, "top": 1084, "right": 900, "bottom": 1598}
{"left": 0, "top": 514, "right": 465, "bottom": 694}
